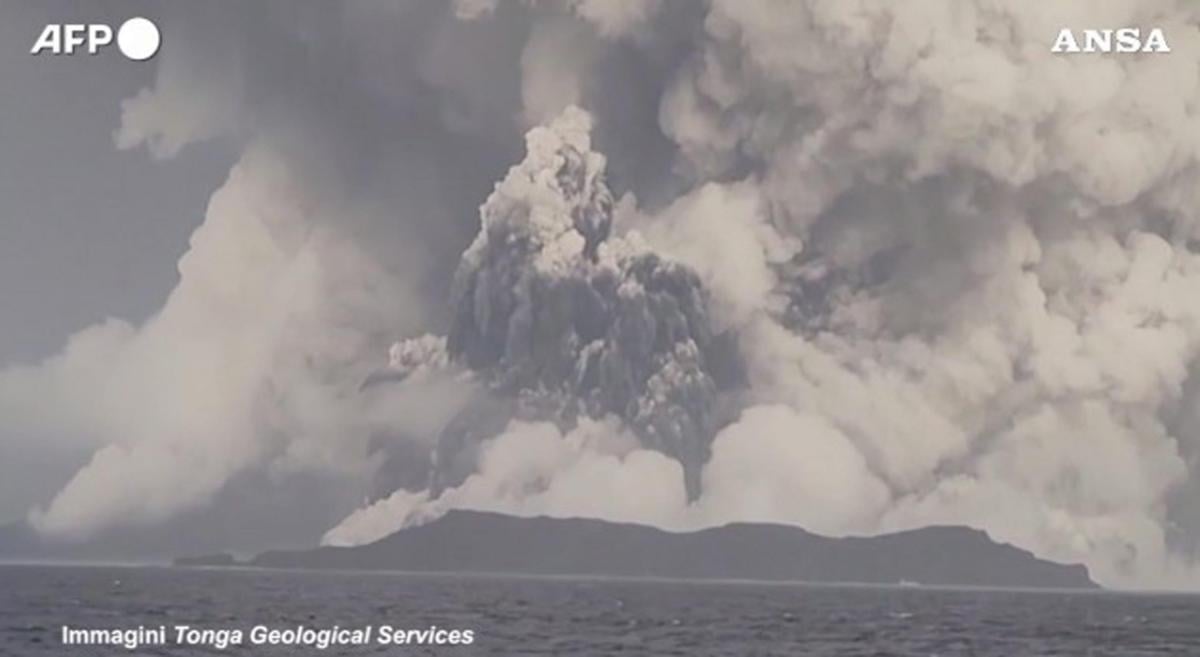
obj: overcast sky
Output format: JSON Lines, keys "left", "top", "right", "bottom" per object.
{"left": 0, "top": 2, "right": 234, "bottom": 365}
{"left": 0, "top": 2, "right": 237, "bottom": 524}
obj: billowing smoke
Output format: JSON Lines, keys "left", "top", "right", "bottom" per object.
{"left": 328, "top": 0, "right": 1200, "bottom": 590}
{"left": 9, "top": 144, "right": 445, "bottom": 537}
{"left": 5, "top": 0, "right": 1200, "bottom": 590}
{"left": 437, "top": 107, "right": 735, "bottom": 496}
{"left": 349, "top": 109, "right": 734, "bottom": 506}
{"left": 1, "top": 1, "right": 524, "bottom": 538}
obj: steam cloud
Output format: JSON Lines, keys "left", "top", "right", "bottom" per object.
{"left": 3, "top": 0, "right": 1200, "bottom": 589}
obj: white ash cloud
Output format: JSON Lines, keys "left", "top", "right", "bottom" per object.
{"left": 333, "top": 0, "right": 1200, "bottom": 590}
{"left": 19, "top": 146, "right": 431, "bottom": 537}
{"left": 4, "top": 1, "right": 523, "bottom": 539}
{"left": 5, "top": 0, "right": 1200, "bottom": 590}
{"left": 327, "top": 402, "right": 887, "bottom": 546}
{"left": 324, "top": 416, "right": 687, "bottom": 547}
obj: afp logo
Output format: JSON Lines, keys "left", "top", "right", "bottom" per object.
{"left": 31, "top": 17, "right": 160, "bottom": 60}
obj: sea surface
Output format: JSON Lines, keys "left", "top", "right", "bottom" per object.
{"left": 1, "top": 564, "right": 1197, "bottom": 656}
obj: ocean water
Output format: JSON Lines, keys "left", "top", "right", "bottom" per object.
{"left": 1, "top": 565, "right": 1197, "bottom": 656}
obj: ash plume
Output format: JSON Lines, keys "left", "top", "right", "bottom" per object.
{"left": 358, "top": 108, "right": 734, "bottom": 502}
{"left": 434, "top": 107, "right": 732, "bottom": 497}
{"left": 3, "top": 0, "right": 1200, "bottom": 590}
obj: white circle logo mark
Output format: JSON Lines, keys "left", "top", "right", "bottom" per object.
{"left": 116, "top": 17, "right": 159, "bottom": 61}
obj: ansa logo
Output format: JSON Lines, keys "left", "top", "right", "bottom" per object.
{"left": 1051, "top": 28, "right": 1170, "bottom": 54}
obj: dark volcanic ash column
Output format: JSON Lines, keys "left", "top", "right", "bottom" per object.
{"left": 387, "top": 107, "right": 734, "bottom": 500}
